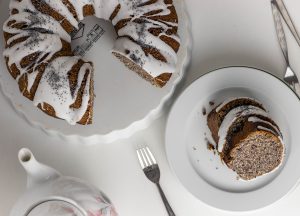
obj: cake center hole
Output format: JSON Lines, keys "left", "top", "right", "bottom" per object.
{"left": 70, "top": 16, "right": 117, "bottom": 59}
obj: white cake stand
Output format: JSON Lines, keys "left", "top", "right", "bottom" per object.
{"left": 0, "top": 0, "right": 192, "bottom": 144}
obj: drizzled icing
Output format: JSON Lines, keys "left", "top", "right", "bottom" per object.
{"left": 215, "top": 97, "right": 256, "bottom": 112}
{"left": 257, "top": 126, "right": 278, "bottom": 136}
{"left": 3, "top": 0, "right": 179, "bottom": 124}
{"left": 111, "top": 0, "right": 179, "bottom": 77}
{"left": 33, "top": 57, "right": 92, "bottom": 125}
{"left": 248, "top": 116, "right": 281, "bottom": 137}
{"left": 217, "top": 105, "right": 270, "bottom": 152}
{"left": 4, "top": 31, "right": 63, "bottom": 90}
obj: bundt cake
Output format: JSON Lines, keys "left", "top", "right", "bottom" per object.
{"left": 207, "top": 97, "right": 285, "bottom": 180}
{"left": 3, "top": 0, "right": 180, "bottom": 125}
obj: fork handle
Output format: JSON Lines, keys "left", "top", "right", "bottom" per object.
{"left": 156, "top": 183, "right": 176, "bottom": 216}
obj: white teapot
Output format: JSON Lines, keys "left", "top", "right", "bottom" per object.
{"left": 11, "top": 148, "right": 118, "bottom": 216}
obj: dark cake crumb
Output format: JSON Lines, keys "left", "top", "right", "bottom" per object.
{"left": 206, "top": 139, "right": 215, "bottom": 151}
{"left": 202, "top": 107, "right": 206, "bottom": 116}
{"left": 209, "top": 101, "right": 215, "bottom": 106}
{"left": 207, "top": 143, "right": 215, "bottom": 151}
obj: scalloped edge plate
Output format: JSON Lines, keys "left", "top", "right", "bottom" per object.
{"left": 0, "top": 0, "right": 192, "bottom": 144}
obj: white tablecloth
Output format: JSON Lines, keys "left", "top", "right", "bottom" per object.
{"left": 1, "top": 0, "right": 300, "bottom": 215}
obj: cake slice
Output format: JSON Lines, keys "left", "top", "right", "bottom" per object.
{"left": 226, "top": 130, "right": 283, "bottom": 180}
{"left": 110, "top": 0, "right": 180, "bottom": 88}
{"left": 207, "top": 97, "right": 284, "bottom": 180}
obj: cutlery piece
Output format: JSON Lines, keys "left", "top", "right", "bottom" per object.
{"left": 271, "top": 0, "right": 289, "bottom": 63}
{"left": 136, "top": 146, "right": 175, "bottom": 216}
{"left": 271, "top": 0, "right": 300, "bottom": 95}
{"left": 273, "top": 0, "right": 300, "bottom": 47}
{"left": 284, "top": 67, "right": 300, "bottom": 94}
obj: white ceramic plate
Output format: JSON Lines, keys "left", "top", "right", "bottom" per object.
{"left": 0, "top": 0, "right": 191, "bottom": 144}
{"left": 166, "top": 67, "right": 300, "bottom": 211}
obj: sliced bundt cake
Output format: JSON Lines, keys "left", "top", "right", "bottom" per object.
{"left": 3, "top": 0, "right": 180, "bottom": 125}
{"left": 207, "top": 97, "right": 284, "bottom": 180}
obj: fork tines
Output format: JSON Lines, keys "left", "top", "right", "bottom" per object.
{"left": 136, "top": 146, "right": 157, "bottom": 169}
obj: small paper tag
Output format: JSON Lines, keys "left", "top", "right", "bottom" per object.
{"left": 71, "top": 19, "right": 105, "bottom": 57}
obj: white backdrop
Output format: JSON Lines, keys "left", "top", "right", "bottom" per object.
{"left": 1, "top": 0, "right": 300, "bottom": 215}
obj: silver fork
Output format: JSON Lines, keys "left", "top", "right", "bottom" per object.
{"left": 136, "top": 146, "right": 176, "bottom": 216}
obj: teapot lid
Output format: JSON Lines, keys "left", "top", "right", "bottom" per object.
{"left": 26, "top": 200, "right": 84, "bottom": 216}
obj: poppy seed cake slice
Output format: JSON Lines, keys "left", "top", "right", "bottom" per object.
{"left": 207, "top": 97, "right": 284, "bottom": 180}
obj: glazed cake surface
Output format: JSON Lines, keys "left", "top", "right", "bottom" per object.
{"left": 207, "top": 97, "right": 284, "bottom": 180}
{"left": 3, "top": 0, "right": 180, "bottom": 125}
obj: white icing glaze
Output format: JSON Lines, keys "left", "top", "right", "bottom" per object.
{"left": 215, "top": 97, "right": 259, "bottom": 112}
{"left": 111, "top": 0, "right": 179, "bottom": 77}
{"left": 113, "top": 37, "right": 176, "bottom": 76}
{"left": 95, "top": 0, "right": 119, "bottom": 19}
{"left": 3, "top": 0, "right": 179, "bottom": 124}
{"left": 217, "top": 105, "right": 269, "bottom": 152}
{"left": 3, "top": 31, "right": 63, "bottom": 91}
{"left": 257, "top": 126, "right": 277, "bottom": 136}
{"left": 248, "top": 116, "right": 281, "bottom": 137}
{"left": 33, "top": 56, "right": 92, "bottom": 125}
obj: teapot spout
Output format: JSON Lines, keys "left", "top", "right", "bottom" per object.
{"left": 18, "top": 148, "right": 60, "bottom": 188}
